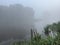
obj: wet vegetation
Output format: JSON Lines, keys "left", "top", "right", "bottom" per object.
{"left": 13, "top": 22, "right": 60, "bottom": 45}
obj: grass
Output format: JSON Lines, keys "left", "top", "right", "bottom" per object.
{"left": 12, "top": 33, "right": 60, "bottom": 45}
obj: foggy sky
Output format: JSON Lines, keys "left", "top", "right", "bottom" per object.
{"left": 0, "top": 4, "right": 34, "bottom": 41}
{"left": 1, "top": 0, "right": 60, "bottom": 33}
{"left": 0, "top": 0, "right": 60, "bottom": 40}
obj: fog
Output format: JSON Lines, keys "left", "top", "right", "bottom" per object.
{"left": 0, "top": 4, "right": 34, "bottom": 41}
{"left": 34, "top": 0, "right": 60, "bottom": 33}
{"left": 0, "top": 0, "right": 60, "bottom": 42}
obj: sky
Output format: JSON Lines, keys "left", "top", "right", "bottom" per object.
{"left": 0, "top": 0, "right": 60, "bottom": 33}
{"left": 0, "top": 0, "right": 60, "bottom": 18}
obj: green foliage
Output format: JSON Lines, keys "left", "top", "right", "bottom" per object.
{"left": 12, "top": 21, "right": 60, "bottom": 45}
{"left": 44, "top": 25, "right": 51, "bottom": 36}
{"left": 12, "top": 33, "right": 60, "bottom": 45}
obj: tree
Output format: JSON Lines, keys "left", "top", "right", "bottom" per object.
{"left": 44, "top": 25, "right": 51, "bottom": 36}
{"left": 44, "top": 21, "right": 60, "bottom": 37}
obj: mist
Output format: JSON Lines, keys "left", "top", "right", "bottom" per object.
{"left": 34, "top": 0, "right": 60, "bottom": 33}
{"left": 0, "top": 0, "right": 60, "bottom": 42}
{"left": 0, "top": 4, "right": 34, "bottom": 41}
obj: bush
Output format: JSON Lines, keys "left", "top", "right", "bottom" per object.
{"left": 12, "top": 33, "right": 60, "bottom": 45}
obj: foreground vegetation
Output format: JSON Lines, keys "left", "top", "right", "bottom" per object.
{"left": 12, "top": 22, "right": 60, "bottom": 45}
{"left": 12, "top": 33, "right": 60, "bottom": 45}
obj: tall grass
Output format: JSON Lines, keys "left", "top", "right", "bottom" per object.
{"left": 12, "top": 33, "right": 60, "bottom": 45}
